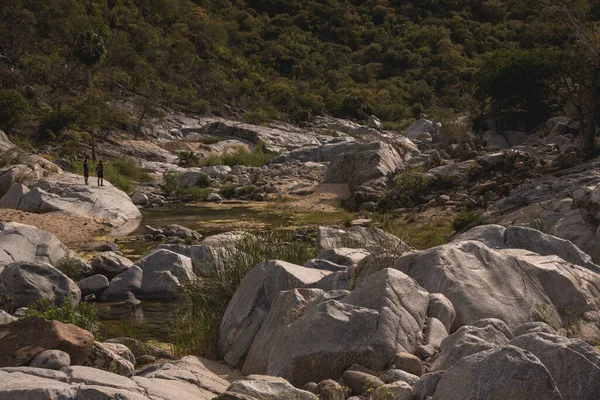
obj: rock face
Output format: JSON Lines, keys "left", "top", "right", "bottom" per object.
{"left": 242, "top": 268, "right": 429, "bottom": 386}
{"left": 431, "top": 346, "right": 562, "bottom": 400}
{"left": 0, "top": 355, "right": 228, "bottom": 399}
{"left": 0, "top": 317, "right": 94, "bottom": 367}
{"left": 135, "top": 249, "right": 195, "bottom": 299}
{"left": 324, "top": 141, "right": 405, "bottom": 190}
{"left": 509, "top": 332, "right": 600, "bottom": 399}
{"left": 0, "top": 261, "right": 81, "bottom": 309}
{"left": 0, "top": 222, "right": 77, "bottom": 267}
{"left": 226, "top": 375, "right": 315, "bottom": 400}
{"left": 219, "top": 260, "right": 331, "bottom": 368}
{"left": 317, "top": 226, "right": 409, "bottom": 253}
{"left": 395, "top": 237, "right": 600, "bottom": 339}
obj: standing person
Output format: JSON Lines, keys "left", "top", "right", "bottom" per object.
{"left": 96, "top": 160, "right": 104, "bottom": 186}
{"left": 83, "top": 158, "right": 89, "bottom": 185}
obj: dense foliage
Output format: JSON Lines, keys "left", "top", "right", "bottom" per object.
{"left": 0, "top": 0, "right": 598, "bottom": 140}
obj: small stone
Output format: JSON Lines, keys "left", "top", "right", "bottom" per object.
{"left": 29, "top": 349, "right": 71, "bottom": 370}
{"left": 304, "top": 382, "right": 318, "bottom": 394}
{"left": 316, "top": 379, "right": 345, "bottom": 400}
{"left": 207, "top": 193, "right": 223, "bottom": 202}
{"left": 390, "top": 352, "right": 422, "bottom": 377}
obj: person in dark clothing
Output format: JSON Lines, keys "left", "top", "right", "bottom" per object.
{"left": 83, "top": 158, "right": 89, "bottom": 185}
{"left": 96, "top": 160, "right": 104, "bottom": 186}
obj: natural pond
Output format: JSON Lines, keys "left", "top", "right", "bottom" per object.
{"left": 97, "top": 201, "right": 301, "bottom": 346}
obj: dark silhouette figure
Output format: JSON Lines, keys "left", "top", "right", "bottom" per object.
{"left": 96, "top": 160, "right": 104, "bottom": 186}
{"left": 83, "top": 158, "right": 89, "bottom": 185}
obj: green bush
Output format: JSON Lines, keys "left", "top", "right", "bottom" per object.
{"left": 452, "top": 209, "right": 485, "bottom": 233}
{"left": 220, "top": 184, "right": 238, "bottom": 199}
{"left": 199, "top": 145, "right": 274, "bottom": 168}
{"left": 163, "top": 172, "right": 181, "bottom": 195}
{"left": 0, "top": 89, "right": 29, "bottom": 132}
{"left": 173, "top": 232, "right": 317, "bottom": 357}
{"left": 56, "top": 257, "right": 83, "bottom": 282}
{"left": 175, "top": 187, "right": 213, "bottom": 201}
{"left": 177, "top": 151, "right": 200, "bottom": 167}
{"left": 25, "top": 299, "right": 101, "bottom": 338}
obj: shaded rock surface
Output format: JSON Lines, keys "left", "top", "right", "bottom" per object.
{"left": 0, "top": 261, "right": 80, "bottom": 309}
{"left": 324, "top": 141, "right": 405, "bottom": 191}
{"left": 242, "top": 268, "right": 429, "bottom": 386}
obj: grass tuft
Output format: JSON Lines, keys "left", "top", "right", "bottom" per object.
{"left": 172, "top": 231, "right": 317, "bottom": 357}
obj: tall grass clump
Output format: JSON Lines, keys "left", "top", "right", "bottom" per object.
{"left": 72, "top": 156, "right": 151, "bottom": 193}
{"left": 452, "top": 209, "right": 485, "bottom": 233}
{"left": 172, "top": 231, "right": 317, "bottom": 357}
{"left": 199, "top": 144, "right": 274, "bottom": 168}
{"left": 25, "top": 298, "right": 101, "bottom": 338}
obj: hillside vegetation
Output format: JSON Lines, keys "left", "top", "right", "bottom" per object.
{"left": 0, "top": 0, "right": 597, "bottom": 141}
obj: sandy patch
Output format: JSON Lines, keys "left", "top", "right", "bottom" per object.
{"left": 0, "top": 208, "right": 109, "bottom": 248}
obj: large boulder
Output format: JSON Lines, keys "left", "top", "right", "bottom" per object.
{"left": 0, "top": 317, "right": 94, "bottom": 367}
{"left": 427, "top": 160, "right": 480, "bottom": 187}
{"left": 509, "top": 332, "right": 600, "bottom": 399}
{"left": 99, "top": 266, "right": 143, "bottom": 302}
{"left": 85, "top": 341, "right": 135, "bottom": 377}
{"left": 157, "top": 243, "right": 224, "bottom": 276}
{"left": 91, "top": 251, "right": 135, "bottom": 279}
{"left": 0, "top": 261, "right": 81, "bottom": 309}
{"left": 324, "top": 141, "right": 404, "bottom": 191}
{"left": 504, "top": 225, "right": 600, "bottom": 273}
{"left": 0, "top": 222, "right": 76, "bottom": 267}
{"left": 0, "top": 183, "right": 29, "bottom": 209}
{"left": 317, "top": 226, "right": 409, "bottom": 253}
{"left": 135, "top": 249, "right": 195, "bottom": 299}
{"left": 431, "top": 346, "right": 562, "bottom": 400}
{"left": 12, "top": 172, "right": 142, "bottom": 233}
{"left": 219, "top": 260, "right": 331, "bottom": 367}
{"left": 430, "top": 319, "right": 512, "bottom": 371}
{"left": 395, "top": 239, "right": 600, "bottom": 339}
{"left": 242, "top": 268, "right": 429, "bottom": 386}
{"left": 407, "top": 118, "right": 438, "bottom": 140}
{"left": 29, "top": 350, "right": 71, "bottom": 370}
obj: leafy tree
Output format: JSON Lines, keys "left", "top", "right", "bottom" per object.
{"left": 74, "top": 31, "right": 106, "bottom": 161}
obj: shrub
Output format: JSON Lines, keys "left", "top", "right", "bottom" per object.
{"left": 199, "top": 144, "right": 274, "bottom": 168}
{"left": 452, "top": 209, "right": 485, "bottom": 233}
{"left": 38, "top": 107, "right": 77, "bottom": 141}
{"left": 392, "top": 167, "right": 432, "bottom": 207}
{"left": 195, "top": 173, "right": 210, "bottom": 188}
{"left": 56, "top": 257, "right": 83, "bottom": 281}
{"left": 177, "top": 150, "right": 200, "bottom": 167}
{"left": 0, "top": 89, "right": 29, "bottom": 132}
{"left": 175, "top": 187, "right": 213, "bottom": 201}
{"left": 172, "top": 231, "right": 317, "bottom": 357}
{"left": 163, "top": 172, "right": 181, "bottom": 195}
{"left": 220, "top": 184, "right": 237, "bottom": 199}
{"left": 25, "top": 299, "right": 101, "bottom": 338}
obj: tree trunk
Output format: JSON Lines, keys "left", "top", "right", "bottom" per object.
{"left": 88, "top": 68, "right": 96, "bottom": 161}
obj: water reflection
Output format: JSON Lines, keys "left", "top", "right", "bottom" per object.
{"left": 95, "top": 301, "right": 178, "bottom": 342}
